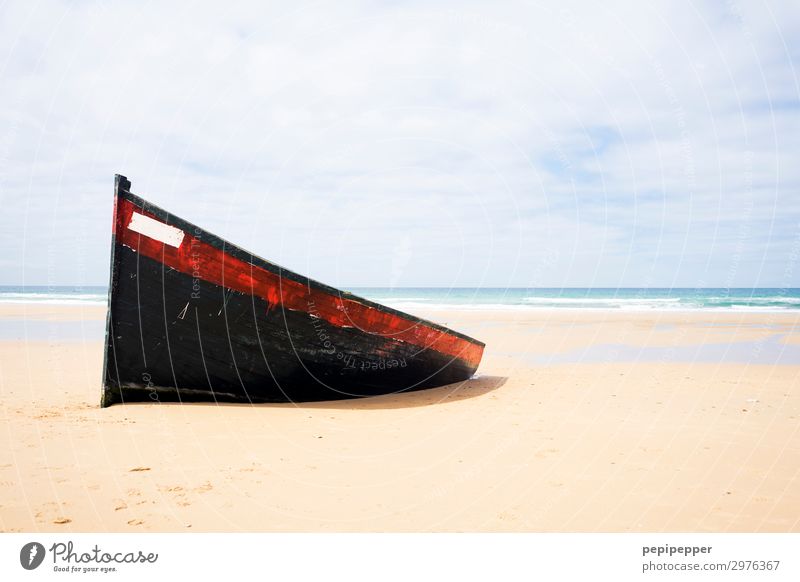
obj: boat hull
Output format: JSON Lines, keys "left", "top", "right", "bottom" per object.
{"left": 102, "top": 175, "right": 484, "bottom": 406}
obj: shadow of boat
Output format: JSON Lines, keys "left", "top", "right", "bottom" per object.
{"left": 293, "top": 375, "right": 508, "bottom": 410}
{"left": 122, "top": 375, "right": 507, "bottom": 410}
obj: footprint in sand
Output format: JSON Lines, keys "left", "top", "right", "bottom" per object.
{"left": 127, "top": 519, "right": 144, "bottom": 526}
{"left": 52, "top": 518, "right": 72, "bottom": 525}
{"left": 194, "top": 482, "right": 213, "bottom": 494}
{"left": 129, "top": 467, "right": 151, "bottom": 472}
{"left": 159, "top": 485, "right": 191, "bottom": 507}
{"left": 33, "top": 409, "right": 63, "bottom": 420}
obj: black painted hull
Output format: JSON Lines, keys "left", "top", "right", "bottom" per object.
{"left": 102, "top": 175, "right": 485, "bottom": 406}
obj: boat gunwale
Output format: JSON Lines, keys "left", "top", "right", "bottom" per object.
{"left": 116, "top": 178, "right": 485, "bottom": 349}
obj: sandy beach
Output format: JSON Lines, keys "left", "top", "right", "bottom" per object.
{"left": 1, "top": 304, "right": 799, "bottom": 532}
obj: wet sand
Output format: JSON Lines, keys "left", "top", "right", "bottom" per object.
{"left": 1, "top": 305, "right": 799, "bottom": 532}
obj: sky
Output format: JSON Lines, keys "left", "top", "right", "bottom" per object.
{"left": 0, "top": 0, "right": 798, "bottom": 289}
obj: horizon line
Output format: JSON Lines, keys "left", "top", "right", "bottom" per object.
{"left": 3, "top": 285, "right": 800, "bottom": 291}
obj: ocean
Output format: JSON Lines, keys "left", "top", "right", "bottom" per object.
{"left": 2, "top": 286, "right": 800, "bottom": 312}
{"left": 0, "top": 286, "right": 109, "bottom": 305}
{"left": 352, "top": 287, "right": 800, "bottom": 312}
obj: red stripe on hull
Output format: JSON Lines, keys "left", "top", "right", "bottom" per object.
{"left": 114, "top": 196, "right": 484, "bottom": 368}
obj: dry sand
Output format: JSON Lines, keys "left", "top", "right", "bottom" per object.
{"left": 1, "top": 305, "right": 799, "bottom": 532}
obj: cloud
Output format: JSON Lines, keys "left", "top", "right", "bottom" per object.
{"left": 0, "top": 0, "right": 798, "bottom": 287}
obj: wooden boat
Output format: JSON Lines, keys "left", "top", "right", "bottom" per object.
{"left": 101, "top": 175, "right": 485, "bottom": 406}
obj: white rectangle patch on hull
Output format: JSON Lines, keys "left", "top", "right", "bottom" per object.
{"left": 127, "top": 212, "right": 185, "bottom": 248}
